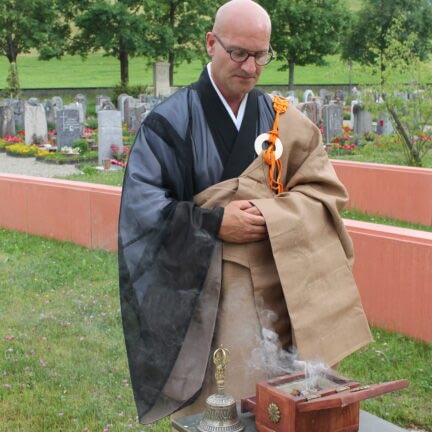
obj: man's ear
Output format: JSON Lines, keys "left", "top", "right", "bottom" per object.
{"left": 206, "top": 32, "right": 216, "bottom": 57}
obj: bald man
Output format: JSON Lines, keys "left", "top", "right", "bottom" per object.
{"left": 118, "top": 0, "right": 372, "bottom": 424}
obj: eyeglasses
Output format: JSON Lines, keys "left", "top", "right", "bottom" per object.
{"left": 213, "top": 34, "right": 274, "bottom": 66}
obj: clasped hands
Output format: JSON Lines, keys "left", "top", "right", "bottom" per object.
{"left": 218, "top": 200, "right": 268, "bottom": 243}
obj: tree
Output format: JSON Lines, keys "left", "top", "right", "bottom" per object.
{"left": 141, "top": 0, "right": 222, "bottom": 86}
{"left": 341, "top": 0, "right": 432, "bottom": 85}
{"left": 0, "top": 0, "right": 77, "bottom": 95}
{"left": 258, "top": 0, "right": 351, "bottom": 89}
{"left": 358, "top": 18, "right": 432, "bottom": 167}
{"left": 71, "top": 0, "right": 148, "bottom": 86}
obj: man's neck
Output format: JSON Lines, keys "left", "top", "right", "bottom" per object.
{"left": 206, "top": 63, "right": 248, "bottom": 130}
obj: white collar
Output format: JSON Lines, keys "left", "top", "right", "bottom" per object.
{"left": 207, "top": 63, "right": 248, "bottom": 131}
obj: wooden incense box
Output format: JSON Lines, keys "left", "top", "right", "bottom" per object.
{"left": 241, "top": 371, "right": 408, "bottom": 432}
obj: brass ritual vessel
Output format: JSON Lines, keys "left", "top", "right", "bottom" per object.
{"left": 197, "top": 346, "right": 245, "bottom": 432}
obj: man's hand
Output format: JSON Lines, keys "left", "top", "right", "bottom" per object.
{"left": 218, "top": 200, "right": 267, "bottom": 243}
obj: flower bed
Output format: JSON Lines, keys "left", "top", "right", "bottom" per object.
{"left": 5, "top": 143, "right": 39, "bottom": 157}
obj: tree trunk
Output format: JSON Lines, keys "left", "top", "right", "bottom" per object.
{"left": 6, "top": 33, "right": 18, "bottom": 63}
{"left": 288, "top": 61, "right": 295, "bottom": 90}
{"left": 119, "top": 38, "right": 129, "bottom": 86}
{"left": 386, "top": 103, "right": 421, "bottom": 167}
{"left": 168, "top": 1, "right": 176, "bottom": 87}
{"left": 168, "top": 52, "right": 175, "bottom": 86}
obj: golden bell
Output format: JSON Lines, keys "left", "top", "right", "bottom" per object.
{"left": 197, "top": 347, "right": 244, "bottom": 432}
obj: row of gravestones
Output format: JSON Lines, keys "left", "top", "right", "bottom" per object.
{"left": 271, "top": 90, "right": 346, "bottom": 144}
{"left": 0, "top": 93, "right": 167, "bottom": 166}
{"left": 273, "top": 88, "right": 396, "bottom": 143}
{"left": 1, "top": 86, "right": 399, "bottom": 158}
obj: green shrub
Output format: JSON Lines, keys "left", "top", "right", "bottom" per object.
{"left": 72, "top": 138, "right": 89, "bottom": 154}
{"left": 112, "top": 82, "right": 149, "bottom": 102}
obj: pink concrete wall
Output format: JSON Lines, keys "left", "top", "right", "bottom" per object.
{"left": 332, "top": 161, "right": 432, "bottom": 226}
{"left": 345, "top": 220, "right": 432, "bottom": 342}
{"left": 0, "top": 174, "right": 120, "bottom": 252}
{"left": 0, "top": 173, "right": 430, "bottom": 342}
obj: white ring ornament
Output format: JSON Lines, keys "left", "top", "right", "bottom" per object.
{"left": 254, "top": 133, "right": 283, "bottom": 160}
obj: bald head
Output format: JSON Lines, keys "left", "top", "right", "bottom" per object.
{"left": 213, "top": 0, "right": 271, "bottom": 37}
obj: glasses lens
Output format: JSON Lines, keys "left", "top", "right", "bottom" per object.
{"left": 255, "top": 52, "right": 273, "bottom": 66}
{"left": 230, "top": 49, "right": 273, "bottom": 66}
{"left": 230, "top": 49, "right": 249, "bottom": 63}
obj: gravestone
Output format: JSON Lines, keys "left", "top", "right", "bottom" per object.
{"left": 124, "top": 97, "right": 139, "bottom": 130}
{"left": 4, "top": 99, "right": 25, "bottom": 132}
{"left": 56, "top": 109, "right": 82, "bottom": 150}
{"left": 303, "top": 89, "right": 314, "bottom": 103}
{"left": 349, "top": 100, "right": 358, "bottom": 129}
{"left": 52, "top": 96, "right": 64, "bottom": 111}
{"left": 95, "top": 95, "right": 112, "bottom": 112}
{"left": 24, "top": 102, "right": 48, "bottom": 144}
{"left": 286, "top": 95, "right": 299, "bottom": 107}
{"left": 117, "top": 93, "right": 130, "bottom": 122}
{"left": 74, "top": 94, "right": 87, "bottom": 118}
{"left": 13, "top": 99, "right": 25, "bottom": 131}
{"left": 97, "top": 110, "right": 123, "bottom": 165}
{"left": 130, "top": 103, "right": 147, "bottom": 132}
{"left": 319, "top": 89, "right": 332, "bottom": 105}
{"left": 0, "top": 105, "right": 15, "bottom": 137}
{"left": 44, "top": 100, "right": 56, "bottom": 127}
{"left": 299, "top": 101, "right": 319, "bottom": 125}
{"left": 376, "top": 112, "right": 394, "bottom": 135}
{"left": 153, "top": 61, "right": 171, "bottom": 97}
{"left": 322, "top": 104, "right": 343, "bottom": 144}
{"left": 140, "top": 94, "right": 161, "bottom": 111}
{"left": 353, "top": 104, "right": 373, "bottom": 136}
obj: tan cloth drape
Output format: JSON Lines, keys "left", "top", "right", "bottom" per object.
{"left": 172, "top": 102, "right": 372, "bottom": 418}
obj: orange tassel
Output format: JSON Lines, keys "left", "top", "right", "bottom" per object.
{"left": 261, "top": 95, "right": 289, "bottom": 194}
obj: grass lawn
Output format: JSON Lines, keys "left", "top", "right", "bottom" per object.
{"left": 0, "top": 53, "right": 404, "bottom": 89}
{"left": 0, "top": 229, "right": 431, "bottom": 431}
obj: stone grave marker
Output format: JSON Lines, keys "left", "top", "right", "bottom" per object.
{"left": 153, "top": 61, "right": 171, "bottom": 97}
{"left": 130, "top": 103, "right": 147, "bottom": 132}
{"left": 95, "top": 95, "right": 112, "bottom": 112}
{"left": 124, "top": 97, "right": 139, "bottom": 130}
{"left": 349, "top": 100, "right": 358, "bottom": 129}
{"left": 353, "top": 104, "right": 373, "bottom": 136}
{"left": 24, "top": 101, "right": 48, "bottom": 144}
{"left": 299, "top": 101, "right": 319, "bottom": 125}
{"left": 65, "top": 102, "right": 85, "bottom": 135}
{"left": 376, "top": 112, "right": 394, "bottom": 135}
{"left": 74, "top": 94, "right": 87, "bottom": 118}
{"left": 322, "top": 103, "right": 343, "bottom": 144}
{"left": 303, "top": 89, "right": 314, "bottom": 103}
{"left": 56, "top": 108, "right": 82, "bottom": 150}
{"left": 0, "top": 104, "right": 16, "bottom": 137}
{"left": 52, "top": 96, "right": 64, "bottom": 111}
{"left": 117, "top": 93, "right": 130, "bottom": 122}
{"left": 3, "top": 99, "right": 23, "bottom": 132}
{"left": 97, "top": 110, "right": 123, "bottom": 166}
{"left": 44, "top": 100, "right": 56, "bottom": 127}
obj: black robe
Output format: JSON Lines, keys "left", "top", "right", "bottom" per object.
{"left": 118, "top": 68, "right": 275, "bottom": 423}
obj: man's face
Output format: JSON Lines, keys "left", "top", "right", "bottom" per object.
{"left": 206, "top": 30, "right": 270, "bottom": 102}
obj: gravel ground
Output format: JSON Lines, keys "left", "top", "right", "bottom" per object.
{"left": 0, "top": 152, "right": 83, "bottom": 178}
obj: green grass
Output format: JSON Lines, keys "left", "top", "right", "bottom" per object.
{"left": 0, "top": 228, "right": 430, "bottom": 431}
{"left": 0, "top": 53, "right": 417, "bottom": 89}
{"left": 339, "top": 328, "right": 432, "bottom": 430}
{"left": 62, "top": 164, "right": 126, "bottom": 187}
{"left": 342, "top": 208, "right": 432, "bottom": 232}
{"left": 0, "top": 229, "right": 169, "bottom": 432}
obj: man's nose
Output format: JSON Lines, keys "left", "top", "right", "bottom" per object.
{"left": 241, "top": 55, "right": 257, "bottom": 73}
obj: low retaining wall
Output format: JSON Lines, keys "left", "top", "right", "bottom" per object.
{"left": 332, "top": 161, "right": 432, "bottom": 226}
{"left": 0, "top": 173, "right": 430, "bottom": 343}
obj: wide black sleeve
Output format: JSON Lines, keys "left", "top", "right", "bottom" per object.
{"left": 118, "top": 110, "right": 223, "bottom": 421}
